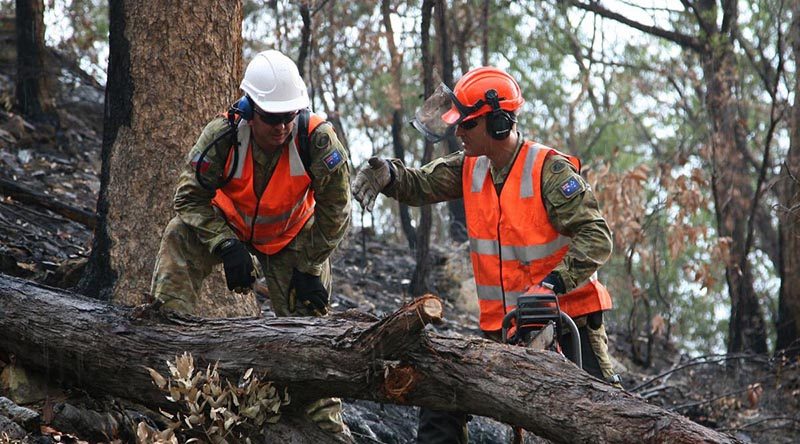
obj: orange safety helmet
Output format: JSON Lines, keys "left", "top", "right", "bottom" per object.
{"left": 411, "top": 66, "right": 525, "bottom": 143}
{"left": 441, "top": 66, "right": 524, "bottom": 124}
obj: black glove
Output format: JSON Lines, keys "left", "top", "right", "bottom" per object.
{"left": 541, "top": 271, "right": 566, "bottom": 295}
{"left": 290, "top": 268, "right": 329, "bottom": 314}
{"left": 216, "top": 239, "right": 255, "bottom": 292}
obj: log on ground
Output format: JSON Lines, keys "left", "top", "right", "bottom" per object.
{"left": 0, "top": 274, "right": 742, "bottom": 443}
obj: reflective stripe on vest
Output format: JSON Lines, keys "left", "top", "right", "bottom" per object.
{"left": 462, "top": 141, "right": 612, "bottom": 331}
{"left": 211, "top": 113, "right": 324, "bottom": 255}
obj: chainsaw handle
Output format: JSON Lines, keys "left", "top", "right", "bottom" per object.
{"left": 560, "top": 312, "right": 582, "bottom": 370}
{"left": 500, "top": 310, "right": 517, "bottom": 344}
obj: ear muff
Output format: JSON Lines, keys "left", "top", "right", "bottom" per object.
{"left": 230, "top": 95, "right": 254, "bottom": 121}
{"left": 484, "top": 89, "right": 515, "bottom": 140}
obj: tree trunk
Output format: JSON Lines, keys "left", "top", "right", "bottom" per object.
{"left": 15, "top": 0, "right": 54, "bottom": 122}
{"left": 410, "top": 0, "right": 436, "bottom": 296}
{"left": 76, "top": 0, "right": 254, "bottom": 317}
{"left": 434, "top": 0, "right": 468, "bottom": 243}
{"left": 695, "top": 5, "right": 768, "bottom": 354}
{"left": 0, "top": 274, "right": 743, "bottom": 444}
{"left": 776, "top": 2, "right": 800, "bottom": 355}
{"left": 381, "top": 0, "right": 416, "bottom": 251}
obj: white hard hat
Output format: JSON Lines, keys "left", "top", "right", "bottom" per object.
{"left": 240, "top": 50, "right": 310, "bottom": 113}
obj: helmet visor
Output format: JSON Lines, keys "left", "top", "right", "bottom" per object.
{"left": 411, "top": 84, "right": 459, "bottom": 143}
{"left": 411, "top": 83, "right": 485, "bottom": 143}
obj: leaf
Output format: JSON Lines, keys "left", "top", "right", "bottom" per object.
{"left": 137, "top": 422, "right": 151, "bottom": 442}
{"left": 651, "top": 315, "right": 666, "bottom": 337}
{"left": 244, "top": 368, "right": 253, "bottom": 380}
{"left": 146, "top": 367, "right": 168, "bottom": 389}
{"left": 747, "top": 383, "right": 763, "bottom": 408}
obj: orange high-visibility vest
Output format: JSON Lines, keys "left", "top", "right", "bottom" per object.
{"left": 462, "top": 141, "right": 612, "bottom": 332}
{"left": 211, "top": 113, "right": 324, "bottom": 255}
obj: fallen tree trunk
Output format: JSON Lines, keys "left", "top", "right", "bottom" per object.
{"left": 0, "top": 274, "right": 741, "bottom": 443}
{"left": 0, "top": 177, "right": 95, "bottom": 228}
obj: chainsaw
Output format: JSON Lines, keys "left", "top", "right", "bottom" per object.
{"left": 500, "top": 292, "right": 582, "bottom": 369}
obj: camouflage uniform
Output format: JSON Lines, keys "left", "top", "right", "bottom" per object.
{"left": 382, "top": 133, "right": 617, "bottom": 443}
{"left": 151, "top": 115, "right": 351, "bottom": 436}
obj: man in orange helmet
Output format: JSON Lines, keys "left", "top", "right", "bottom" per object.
{"left": 353, "top": 66, "right": 620, "bottom": 443}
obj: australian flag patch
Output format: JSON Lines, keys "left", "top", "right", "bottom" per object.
{"left": 191, "top": 152, "right": 211, "bottom": 174}
{"left": 323, "top": 150, "right": 344, "bottom": 171}
{"left": 560, "top": 176, "right": 583, "bottom": 199}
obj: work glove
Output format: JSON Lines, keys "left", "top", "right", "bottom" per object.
{"left": 216, "top": 239, "right": 255, "bottom": 293}
{"left": 540, "top": 271, "right": 566, "bottom": 295}
{"left": 352, "top": 157, "right": 393, "bottom": 212}
{"left": 289, "top": 268, "right": 329, "bottom": 315}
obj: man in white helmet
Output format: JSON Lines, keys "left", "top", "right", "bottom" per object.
{"left": 150, "top": 49, "right": 352, "bottom": 440}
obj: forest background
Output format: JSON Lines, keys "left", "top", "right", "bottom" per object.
{"left": 3, "top": 0, "right": 800, "bottom": 395}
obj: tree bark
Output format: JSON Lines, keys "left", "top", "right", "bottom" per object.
{"left": 15, "top": 0, "right": 54, "bottom": 122}
{"left": 0, "top": 274, "right": 743, "bottom": 444}
{"left": 76, "top": 0, "right": 254, "bottom": 317}
{"left": 776, "top": 1, "right": 800, "bottom": 355}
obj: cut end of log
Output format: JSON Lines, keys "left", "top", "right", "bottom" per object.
{"left": 417, "top": 294, "right": 443, "bottom": 324}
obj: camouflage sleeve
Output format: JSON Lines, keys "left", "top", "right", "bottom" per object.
{"left": 542, "top": 154, "right": 613, "bottom": 292}
{"left": 173, "top": 117, "right": 239, "bottom": 254}
{"left": 382, "top": 151, "right": 465, "bottom": 206}
{"left": 293, "top": 123, "right": 352, "bottom": 276}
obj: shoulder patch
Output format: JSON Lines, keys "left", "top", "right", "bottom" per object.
{"left": 559, "top": 176, "right": 584, "bottom": 199}
{"left": 323, "top": 149, "right": 344, "bottom": 171}
{"left": 551, "top": 160, "right": 567, "bottom": 173}
{"left": 315, "top": 133, "right": 331, "bottom": 150}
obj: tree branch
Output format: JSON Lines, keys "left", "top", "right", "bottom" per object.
{"left": 568, "top": 0, "right": 705, "bottom": 52}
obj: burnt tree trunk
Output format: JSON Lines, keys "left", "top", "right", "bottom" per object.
{"left": 695, "top": 6, "right": 768, "bottom": 355}
{"left": 410, "top": 0, "right": 436, "bottom": 296}
{"left": 76, "top": 0, "right": 256, "bottom": 317}
{"left": 0, "top": 274, "right": 743, "bottom": 444}
{"left": 381, "top": 0, "right": 416, "bottom": 251}
{"left": 15, "top": 0, "right": 54, "bottom": 122}
{"left": 776, "top": 2, "right": 800, "bottom": 355}
{"left": 434, "top": 0, "right": 468, "bottom": 243}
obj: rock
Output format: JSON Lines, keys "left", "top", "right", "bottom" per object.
{"left": 0, "top": 414, "right": 26, "bottom": 440}
{"left": 0, "top": 396, "right": 40, "bottom": 431}
{"left": 0, "top": 363, "right": 52, "bottom": 404}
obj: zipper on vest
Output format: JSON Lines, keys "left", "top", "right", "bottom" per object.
{"left": 247, "top": 144, "right": 262, "bottom": 244}
{"left": 497, "top": 199, "right": 507, "bottom": 315}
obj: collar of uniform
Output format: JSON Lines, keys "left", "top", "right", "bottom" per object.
{"left": 251, "top": 132, "right": 293, "bottom": 167}
{"left": 490, "top": 131, "right": 525, "bottom": 185}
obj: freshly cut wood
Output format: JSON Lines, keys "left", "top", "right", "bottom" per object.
{"left": 0, "top": 275, "right": 742, "bottom": 443}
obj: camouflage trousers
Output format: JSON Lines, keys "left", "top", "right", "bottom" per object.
{"left": 150, "top": 216, "right": 348, "bottom": 438}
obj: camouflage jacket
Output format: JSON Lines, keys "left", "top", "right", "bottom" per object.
{"left": 173, "top": 116, "right": 351, "bottom": 276}
{"left": 383, "top": 133, "right": 612, "bottom": 292}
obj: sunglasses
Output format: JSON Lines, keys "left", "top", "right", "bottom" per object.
{"left": 254, "top": 108, "right": 299, "bottom": 125}
{"left": 458, "top": 117, "right": 480, "bottom": 130}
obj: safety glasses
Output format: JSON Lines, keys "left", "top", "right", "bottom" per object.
{"left": 254, "top": 108, "right": 298, "bottom": 126}
{"left": 458, "top": 118, "right": 480, "bottom": 130}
